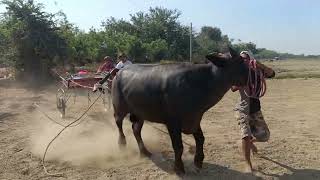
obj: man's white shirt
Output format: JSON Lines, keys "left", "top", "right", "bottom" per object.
{"left": 115, "top": 60, "right": 132, "bottom": 70}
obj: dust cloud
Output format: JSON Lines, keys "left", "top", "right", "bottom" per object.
{"left": 29, "top": 108, "right": 162, "bottom": 169}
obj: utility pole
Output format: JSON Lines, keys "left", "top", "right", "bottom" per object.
{"left": 190, "top": 22, "right": 192, "bottom": 63}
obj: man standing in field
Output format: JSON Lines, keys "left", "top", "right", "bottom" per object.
{"left": 232, "top": 51, "right": 275, "bottom": 173}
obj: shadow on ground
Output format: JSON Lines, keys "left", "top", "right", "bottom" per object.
{"left": 150, "top": 153, "right": 262, "bottom": 180}
{"left": 257, "top": 156, "right": 320, "bottom": 180}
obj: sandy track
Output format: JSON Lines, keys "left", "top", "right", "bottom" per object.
{"left": 0, "top": 79, "right": 319, "bottom": 180}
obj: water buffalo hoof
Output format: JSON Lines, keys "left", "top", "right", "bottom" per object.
{"left": 118, "top": 137, "right": 127, "bottom": 149}
{"left": 174, "top": 164, "right": 185, "bottom": 176}
{"left": 194, "top": 160, "right": 203, "bottom": 169}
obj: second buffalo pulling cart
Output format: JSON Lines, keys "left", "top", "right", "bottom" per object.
{"left": 54, "top": 69, "right": 113, "bottom": 118}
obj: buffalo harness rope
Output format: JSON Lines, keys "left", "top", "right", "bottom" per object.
{"left": 244, "top": 58, "right": 267, "bottom": 99}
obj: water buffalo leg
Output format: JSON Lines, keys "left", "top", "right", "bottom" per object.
{"left": 167, "top": 123, "right": 185, "bottom": 175}
{"left": 115, "top": 112, "right": 126, "bottom": 148}
{"left": 193, "top": 127, "right": 205, "bottom": 169}
{"left": 130, "top": 114, "right": 152, "bottom": 157}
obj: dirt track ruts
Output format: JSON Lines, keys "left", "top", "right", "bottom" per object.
{"left": 0, "top": 79, "right": 320, "bottom": 180}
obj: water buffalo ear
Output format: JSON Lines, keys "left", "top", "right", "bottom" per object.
{"left": 205, "top": 52, "right": 227, "bottom": 67}
{"left": 228, "top": 46, "right": 239, "bottom": 58}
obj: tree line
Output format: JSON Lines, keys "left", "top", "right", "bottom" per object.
{"left": 0, "top": 0, "right": 318, "bottom": 81}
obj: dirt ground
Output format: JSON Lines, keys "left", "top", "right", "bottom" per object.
{"left": 0, "top": 78, "right": 320, "bottom": 180}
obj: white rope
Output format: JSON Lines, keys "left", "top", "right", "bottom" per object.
{"left": 41, "top": 93, "right": 102, "bottom": 176}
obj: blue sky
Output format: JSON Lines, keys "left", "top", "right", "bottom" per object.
{"left": 1, "top": 0, "right": 319, "bottom": 55}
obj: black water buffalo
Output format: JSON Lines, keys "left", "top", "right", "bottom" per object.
{"left": 111, "top": 48, "right": 250, "bottom": 174}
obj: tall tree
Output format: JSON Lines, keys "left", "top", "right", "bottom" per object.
{"left": 233, "top": 42, "right": 258, "bottom": 54}
{"left": 1, "top": 0, "right": 67, "bottom": 81}
{"left": 130, "top": 7, "right": 190, "bottom": 61}
{"left": 195, "top": 26, "right": 231, "bottom": 57}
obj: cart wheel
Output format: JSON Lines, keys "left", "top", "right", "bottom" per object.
{"left": 102, "top": 94, "right": 107, "bottom": 112}
{"left": 107, "top": 92, "right": 112, "bottom": 110}
{"left": 56, "top": 88, "right": 67, "bottom": 118}
{"left": 102, "top": 90, "right": 110, "bottom": 111}
{"left": 102, "top": 83, "right": 111, "bottom": 111}
{"left": 73, "top": 89, "right": 76, "bottom": 104}
{"left": 57, "top": 96, "right": 66, "bottom": 118}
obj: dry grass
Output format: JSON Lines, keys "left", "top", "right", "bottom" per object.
{"left": 263, "top": 59, "right": 320, "bottom": 79}
{"left": 159, "top": 59, "right": 320, "bottom": 79}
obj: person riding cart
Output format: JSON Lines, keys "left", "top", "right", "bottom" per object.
{"left": 97, "top": 56, "right": 115, "bottom": 73}
{"left": 93, "top": 53, "right": 132, "bottom": 92}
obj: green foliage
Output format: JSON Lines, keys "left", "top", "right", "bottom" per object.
{"left": 195, "top": 26, "right": 231, "bottom": 57}
{"left": 144, "top": 39, "right": 168, "bottom": 61}
{"left": 200, "top": 26, "right": 222, "bottom": 41}
{"left": 100, "top": 7, "right": 191, "bottom": 61}
{"left": 255, "top": 48, "right": 279, "bottom": 59}
{"left": 232, "top": 42, "right": 258, "bottom": 54}
{"left": 0, "top": 21, "right": 16, "bottom": 67}
{"left": 0, "top": 0, "right": 317, "bottom": 81}
{"left": 1, "top": 0, "right": 67, "bottom": 81}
